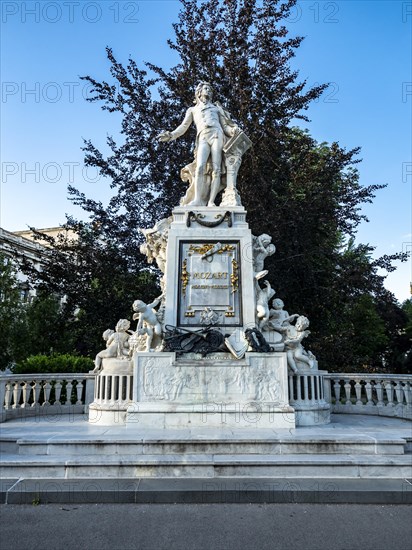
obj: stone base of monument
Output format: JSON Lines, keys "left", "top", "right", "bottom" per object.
{"left": 125, "top": 352, "right": 295, "bottom": 430}
{"left": 88, "top": 358, "right": 133, "bottom": 426}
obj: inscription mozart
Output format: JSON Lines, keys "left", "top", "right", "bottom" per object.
{"left": 178, "top": 241, "right": 242, "bottom": 327}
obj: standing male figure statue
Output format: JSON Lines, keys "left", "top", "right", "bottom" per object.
{"left": 157, "top": 82, "right": 240, "bottom": 207}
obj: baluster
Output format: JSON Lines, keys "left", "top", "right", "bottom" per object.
{"left": 31, "top": 381, "right": 40, "bottom": 408}
{"left": 54, "top": 381, "right": 62, "bottom": 405}
{"left": 21, "top": 382, "right": 30, "bottom": 408}
{"left": 128, "top": 376, "right": 133, "bottom": 401}
{"left": 4, "top": 382, "right": 13, "bottom": 409}
{"left": 96, "top": 376, "right": 100, "bottom": 400}
{"left": 303, "top": 375, "right": 309, "bottom": 403}
{"left": 42, "top": 381, "right": 51, "bottom": 406}
{"left": 12, "top": 381, "right": 22, "bottom": 409}
{"left": 403, "top": 382, "right": 411, "bottom": 406}
{"left": 344, "top": 381, "right": 352, "bottom": 405}
{"left": 119, "top": 375, "right": 125, "bottom": 403}
{"left": 333, "top": 380, "right": 342, "bottom": 403}
{"left": 393, "top": 381, "right": 403, "bottom": 406}
{"left": 75, "top": 380, "right": 83, "bottom": 404}
{"left": 319, "top": 375, "right": 324, "bottom": 400}
{"left": 375, "top": 381, "right": 384, "bottom": 406}
{"left": 310, "top": 376, "right": 315, "bottom": 402}
{"left": 354, "top": 379, "right": 363, "bottom": 406}
{"left": 296, "top": 374, "right": 302, "bottom": 402}
{"left": 365, "top": 381, "right": 373, "bottom": 405}
{"left": 65, "top": 381, "right": 73, "bottom": 405}
{"left": 384, "top": 380, "right": 394, "bottom": 407}
{"left": 106, "top": 376, "right": 112, "bottom": 402}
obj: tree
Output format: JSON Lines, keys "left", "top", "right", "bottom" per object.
{"left": 0, "top": 255, "right": 75, "bottom": 369}
{"left": 21, "top": 0, "right": 408, "bottom": 369}
{"left": 20, "top": 226, "right": 159, "bottom": 357}
{"left": 0, "top": 256, "right": 28, "bottom": 369}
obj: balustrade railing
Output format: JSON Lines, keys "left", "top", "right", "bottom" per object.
{"left": 93, "top": 371, "right": 133, "bottom": 406}
{"left": 324, "top": 373, "right": 412, "bottom": 419}
{"left": 2, "top": 371, "right": 411, "bottom": 424}
{"left": 0, "top": 373, "right": 95, "bottom": 422}
{"left": 288, "top": 371, "right": 331, "bottom": 426}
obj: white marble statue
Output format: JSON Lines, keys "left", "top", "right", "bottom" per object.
{"left": 268, "top": 298, "right": 299, "bottom": 331}
{"left": 132, "top": 295, "right": 164, "bottom": 352}
{"left": 252, "top": 234, "right": 276, "bottom": 278}
{"left": 93, "top": 320, "right": 130, "bottom": 373}
{"left": 282, "top": 315, "right": 317, "bottom": 373}
{"left": 256, "top": 280, "right": 276, "bottom": 330}
{"left": 139, "top": 217, "right": 171, "bottom": 274}
{"left": 157, "top": 81, "right": 244, "bottom": 207}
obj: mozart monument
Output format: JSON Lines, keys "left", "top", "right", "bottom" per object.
{"left": 88, "top": 82, "right": 330, "bottom": 428}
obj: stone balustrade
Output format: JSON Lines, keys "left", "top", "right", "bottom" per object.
{"left": 0, "top": 373, "right": 95, "bottom": 423}
{"left": 288, "top": 370, "right": 331, "bottom": 426}
{"left": 2, "top": 370, "right": 411, "bottom": 424}
{"left": 324, "top": 373, "right": 412, "bottom": 420}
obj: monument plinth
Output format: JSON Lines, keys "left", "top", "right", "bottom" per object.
{"left": 163, "top": 206, "right": 255, "bottom": 332}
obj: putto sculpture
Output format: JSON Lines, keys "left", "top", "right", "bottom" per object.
{"left": 93, "top": 320, "right": 131, "bottom": 373}
{"left": 132, "top": 295, "right": 164, "bottom": 352}
{"left": 157, "top": 81, "right": 251, "bottom": 207}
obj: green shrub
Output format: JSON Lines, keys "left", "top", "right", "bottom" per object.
{"left": 12, "top": 354, "right": 94, "bottom": 375}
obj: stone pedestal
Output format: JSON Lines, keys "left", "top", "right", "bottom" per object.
{"left": 88, "top": 358, "right": 133, "bottom": 425}
{"left": 163, "top": 206, "right": 256, "bottom": 331}
{"left": 126, "top": 351, "right": 295, "bottom": 429}
{"left": 288, "top": 370, "right": 331, "bottom": 426}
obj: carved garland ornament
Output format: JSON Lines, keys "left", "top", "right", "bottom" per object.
{"left": 186, "top": 211, "right": 233, "bottom": 228}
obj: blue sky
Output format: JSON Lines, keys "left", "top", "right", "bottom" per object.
{"left": 1, "top": 0, "right": 411, "bottom": 302}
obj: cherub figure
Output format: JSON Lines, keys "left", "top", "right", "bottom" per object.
{"left": 268, "top": 298, "right": 299, "bottom": 332}
{"left": 139, "top": 217, "right": 171, "bottom": 274}
{"left": 93, "top": 320, "right": 130, "bottom": 373}
{"left": 256, "top": 280, "right": 276, "bottom": 330}
{"left": 132, "top": 295, "right": 163, "bottom": 352}
{"left": 283, "top": 315, "right": 317, "bottom": 373}
{"left": 252, "top": 234, "right": 276, "bottom": 277}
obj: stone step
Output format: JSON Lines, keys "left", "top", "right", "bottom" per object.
{"left": 2, "top": 477, "right": 411, "bottom": 505}
{"left": 1, "top": 452, "right": 411, "bottom": 480}
{"left": 9, "top": 434, "right": 408, "bottom": 456}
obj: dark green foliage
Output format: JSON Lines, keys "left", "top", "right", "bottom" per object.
{"left": 0, "top": 256, "right": 78, "bottom": 369}
{"left": 12, "top": 354, "right": 94, "bottom": 375}
{"left": 19, "top": 225, "right": 159, "bottom": 358}
{"left": 17, "top": 0, "right": 409, "bottom": 372}
{"left": 0, "top": 257, "right": 28, "bottom": 370}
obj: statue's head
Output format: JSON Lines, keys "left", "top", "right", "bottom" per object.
{"left": 132, "top": 300, "right": 146, "bottom": 313}
{"left": 116, "top": 319, "right": 131, "bottom": 332}
{"left": 260, "top": 234, "right": 272, "bottom": 246}
{"left": 272, "top": 298, "right": 284, "bottom": 310}
{"left": 102, "top": 328, "right": 114, "bottom": 340}
{"left": 195, "top": 81, "right": 214, "bottom": 103}
{"left": 295, "top": 316, "right": 309, "bottom": 331}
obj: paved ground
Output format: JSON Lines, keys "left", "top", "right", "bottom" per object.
{"left": 1, "top": 411, "right": 411, "bottom": 441}
{"left": 1, "top": 502, "right": 411, "bottom": 550}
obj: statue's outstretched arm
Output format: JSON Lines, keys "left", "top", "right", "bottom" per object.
{"left": 157, "top": 108, "right": 193, "bottom": 142}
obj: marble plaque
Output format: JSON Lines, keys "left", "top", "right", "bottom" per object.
{"left": 178, "top": 241, "right": 242, "bottom": 326}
